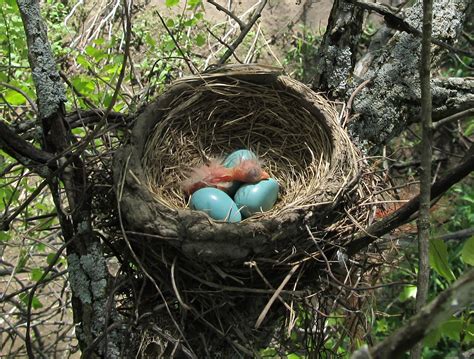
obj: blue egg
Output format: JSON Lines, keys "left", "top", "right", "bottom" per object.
{"left": 223, "top": 149, "right": 257, "bottom": 168}
{"left": 234, "top": 178, "right": 279, "bottom": 218}
{"left": 223, "top": 150, "right": 258, "bottom": 196}
{"left": 190, "top": 188, "right": 241, "bottom": 223}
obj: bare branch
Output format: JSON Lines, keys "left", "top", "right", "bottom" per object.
{"left": 347, "top": 147, "right": 474, "bottom": 256}
{"left": 217, "top": 0, "right": 267, "bottom": 65}
{"left": 207, "top": 0, "right": 245, "bottom": 30}
{"left": 412, "top": 1, "right": 433, "bottom": 357}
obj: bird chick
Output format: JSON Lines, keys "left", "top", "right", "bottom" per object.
{"left": 182, "top": 158, "right": 269, "bottom": 195}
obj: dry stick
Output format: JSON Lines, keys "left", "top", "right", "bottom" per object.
{"left": 25, "top": 239, "right": 72, "bottom": 359}
{"left": 153, "top": 10, "right": 196, "bottom": 74}
{"left": 255, "top": 263, "right": 300, "bottom": 329}
{"left": 207, "top": 0, "right": 245, "bottom": 30}
{"left": 412, "top": 1, "right": 433, "bottom": 357}
{"left": 206, "top": 27, "right": 244, "bottom": 64}
{"left": 433, "top": 107, "right": 474, "bottom": 129}
{"left": 218, "top": 0, "right": 268, "bottom": 65}
{"left": 0, "top": 81, "right": 38, "bottom": 113}
{"left": 343, "top": 78, "right": 372, "bottom": 127}
{"left": 346, "top": 147, "right": 474, "bottom": 257}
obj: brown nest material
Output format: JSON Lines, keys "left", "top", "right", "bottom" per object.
{"left": 114, "top": 65, "right": 362, "bottom": 263}
{"left": 112, "top": 65, "right": 387, "bottom": 357}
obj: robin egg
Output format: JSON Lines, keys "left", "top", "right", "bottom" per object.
{"left": 190, "top": 188, "right": 242, "bottom": 223}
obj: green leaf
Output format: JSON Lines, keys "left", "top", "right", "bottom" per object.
{"left": 46, "top": 253, "right": 58, "bottom": 266}
{"left": 31, "top": 268, "right": 44, "bottom": 282}
{"left": 195, "top": 33, "right": 206, "bottom": 47}
{"left": 429, "top": 238, "right": 456, "bottom": 283}
{"left": 19, "top": 293, "right": 43, "bottom": 309}
{"left": 165, "top": 0, "right": 180, "bottom": 7}
{"left": 163, "top": 39, "right": 176, "bottom": 52}
{"left": 76, "top": 54, "right": 91, "bottom": 68}
{"left": 4, "top": 89, "right": 26, "bottom": 105}
{"left": 17, "top": 249, "right": 29, "bottom": 272}
{"left": 398, "top": 285, "right": 417, "bottom": 302}
{"left": 461, "top": 237, "right": 474, "bottom": 265}
{"left": 0, "top": 232, "right": 10, "bottom": 242}
{"left": 439, "top": 319, "right": 463, "bottom": 341}
{"left": 287, "top": 353, "right": 302, "bottom": 359}
{"left": 465, "top": 323, "right": 474, "bottom": 343}
{"left": 424, "top": 327, "right": 442, "bottom": 347}
{"left": 188, "top": 0, "right": 202, "bottom": 8}
{"left": 465, "top": 121, "right": 474, "bottom": 136}
{"left": 166, "top": 18, "right": 175, "bottom": 28}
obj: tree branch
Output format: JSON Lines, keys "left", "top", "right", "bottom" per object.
{"left": 0, "top": 121, "right": 54, "bottom": 176}
{"left": 217, "top": 0, "right": 268, "bottom": 65}
{"left": 346, "top": 148, "right": 474, "bottom": 256}
{"left": 311, "top": 0, "right": 365, "bottom": 96}
{"left": 346, "top": 0, "right": 472, "bottom": 145}
{"left": 351, "top": 268, "right": 474, "bottom": 359}
{"left": 412, "top": 1, "right": 433, "bottom": 357}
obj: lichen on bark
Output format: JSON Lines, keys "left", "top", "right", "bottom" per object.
{"left": 348, "top": 0, "right": 471, "bottom": 145}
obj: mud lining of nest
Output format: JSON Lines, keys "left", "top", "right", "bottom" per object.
{"left": 111, "top": 65, "right": 390, "bottom": 357}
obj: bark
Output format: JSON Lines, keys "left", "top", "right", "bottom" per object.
{"left": 311, "top": 0, "right": 364, "bottom": 97}
{"left": 15, "top": 0, "right": 129, "bottom": 357}
{"left": 313, "top": 0, "right": 472, "bottom": 146}
{"left": 412, "top": 1, "right": 433, "bottom": 357}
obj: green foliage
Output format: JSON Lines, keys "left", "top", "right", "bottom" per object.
{"left": 429, "top": 238, "right": 456, "bottom": 283}
{"left": 283, "top": 26, "right": 321, "bottom": 82}
{"left": 461, "top": 237, "right": 474, "bottom": 265}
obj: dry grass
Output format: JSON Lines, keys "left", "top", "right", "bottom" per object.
{"left": 142, "top": 69, "right": 359, "bottom": 220}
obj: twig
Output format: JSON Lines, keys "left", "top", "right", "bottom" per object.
{"left": 347, "top": 146, "right": 474, "bottom": 256}
{"left": 433, "top": 108, "right": 474, "bottom": 129}
{"left": 0, "top": 81, "right": 38, "bottom": 113}
{"left": 346, "top": 0, "right": 474, "bottom": 58}
{"left": 153, "top": 10, "right": 196, "bottom": 74}
{"left": 206, "top": 28, "right": 243, "bottom": 63}
{"left": 218, "top": 0, "right": 268, "bottom": 65}
{"left": 207, "top": 0, "right": 245, "bottom": 30}
{"left": 255, "top": 263, "right": 300, "bottom": 329}
{"left": 1, "top": 178, "right": 49, "bottom": 230}
{"left": 25, "top": 240, "right": 71, "bottom": 359}
{"left": 343, "top": 78, "right": 372, "bottom": 127}
{"left": 351, "top": 268, "right": 474, "bottom": 359}
{"left": 412, "top": 1, "right": 433, "bottom": 356}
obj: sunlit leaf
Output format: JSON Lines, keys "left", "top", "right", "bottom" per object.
{"left": 165, "top": 0, "right": 180, "bottom": 7}
{"left": 429, "top": 238, "right": 456, "bottom": 283}
{"left": 0, "top": 232, "right": 11, "bottom": 242}
{"left": 31, "top": 268, "right": 44, "bottom": 282}
{"left": 195, "top": 33, "right": 206, "bottom": 47}
{"left": 4, "top": 89, "right": 26, "bottom": 105}
{"left": 461, "top": 237, "right": 474, "bottom": 266}
{"left": 398, "top": 285, "right": 417, "bottom": 302}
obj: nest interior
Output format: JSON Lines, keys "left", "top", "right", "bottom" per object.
{"left": 113, "top": 65, "right": 362, "bottom": 263}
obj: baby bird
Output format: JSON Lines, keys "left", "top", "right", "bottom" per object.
{"left": 182, "top": 158, "right": 269, "bottom": 195}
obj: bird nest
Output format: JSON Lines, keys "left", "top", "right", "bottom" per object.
{"left": 114, "top": 65, "right": 362, "bottom": 262}
{"left": 111, "top": 65, "right": 386, "bottom": 356}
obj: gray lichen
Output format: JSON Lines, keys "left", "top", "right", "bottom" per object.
{"left": 350, "top": 0, "right": 471, "bottom": 145}
{"left": 17, "top": 0, "right": 67, "bottom": 121}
